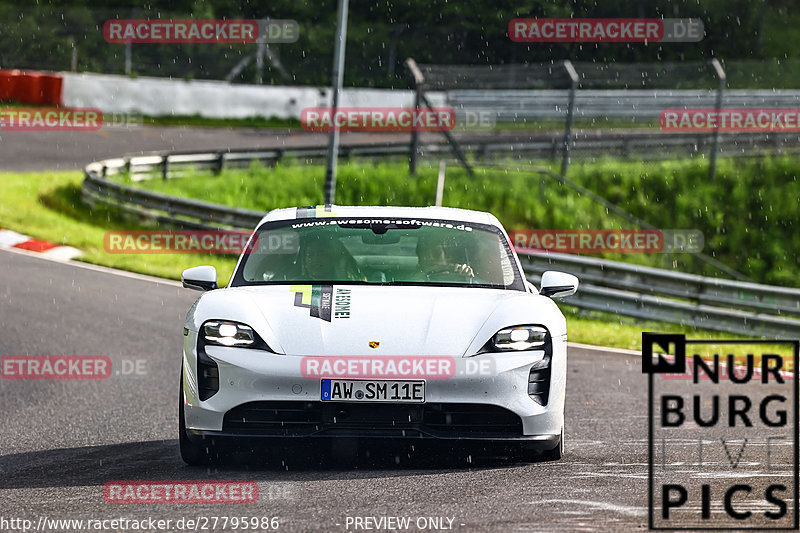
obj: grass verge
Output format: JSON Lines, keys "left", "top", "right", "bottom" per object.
{"left": 0, "top": 171, "right": 237, "bottom": 285}
{"left": 0, "top": 169, "right": 787, "bottom": 353}
{"left": 126, "top": 155, "right": 800, "bottom": 287}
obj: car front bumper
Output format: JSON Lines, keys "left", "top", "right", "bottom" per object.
{"left": 182, "top": 331, "right": 567, "bottom": 443}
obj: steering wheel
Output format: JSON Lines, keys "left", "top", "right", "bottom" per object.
{"left": 424, "top": 264, "right": 454, "bottom": 277}
{"left": 425, "top": 264, "right": 474, "bottom": 282}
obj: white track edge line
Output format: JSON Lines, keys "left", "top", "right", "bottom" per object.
{"left": 0, "top": 246, "right": 184, "bottom": 288}
{"left": 568, "top": 341, "right": 641, "bottom": 356}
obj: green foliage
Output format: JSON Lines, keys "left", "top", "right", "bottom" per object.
{"left": 128, "top": 154, "right": 800, "bottom": 286}
{"left": 0, "top": 167, "right": 738, "bottom": 348}
{"left": 0, "top": 0, "right": 796, "bottom": 87}
{"left": 0, "top": 170, "right": 239, "bottom": 285}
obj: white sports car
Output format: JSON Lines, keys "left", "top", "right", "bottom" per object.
{"left": 179, "top": 205, "right": 578, "bottom": 465}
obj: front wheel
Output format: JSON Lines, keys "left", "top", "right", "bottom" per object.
{"left": 539, "top": 427, "right": 564, "bottom": 461}
{"left": 514, "top": 428, "right": 564, "bottom": 462}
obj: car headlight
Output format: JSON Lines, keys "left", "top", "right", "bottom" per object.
{"left": 203, "top": 320, "right": 256, "bottom": 347}
{"left": 490, "top": 325, "right": 548, "bottom": 351}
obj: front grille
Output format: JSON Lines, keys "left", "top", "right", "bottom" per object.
{"left": 222, "top": 401, "right": 324, "bottom": 435}
{"left": 423, "top": 403, "right": 522, "bottom": 435}
{"left": 222, "top": 402, "right": 523, "bottom": 438}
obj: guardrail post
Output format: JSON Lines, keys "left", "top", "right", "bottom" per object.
{"left": 161, "top": 156, "right": 169, "bottom": 180}
{"left": 214, "top": 153, "right": 224, "bottom": 175}
{"left": 406, "top": 57, "right": 474, "bottom": 178}
{"left": 406, "top": 58, "right": 424, "bottom": 176}
{"left": 561, "top": 60, "right": 579, "bottom": 177}
{"left": 709, "top": 58, "right": 726, "bottom": 182}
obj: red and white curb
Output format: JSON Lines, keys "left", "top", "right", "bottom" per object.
{"left": 0, "top": 228, "right": 82, "bottom": 260}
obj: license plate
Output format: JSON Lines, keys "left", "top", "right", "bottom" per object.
{"left": 320, "top": 379, "right": 425, "bottom": 403}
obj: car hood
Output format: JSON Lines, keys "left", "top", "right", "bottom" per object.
{"left": 229, "top": 284, "right": 515, "bottom": 356}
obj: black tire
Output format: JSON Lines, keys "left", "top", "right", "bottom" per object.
{"left": 179, "top": 372, "right": 213, "bottom": 466}
{"left": 513, "top": 427, "right": 564, "bottom": 463}
{"left": 539, "top": 427, "right": 564, "bottom": 461}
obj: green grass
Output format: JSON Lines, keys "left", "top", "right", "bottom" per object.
{"left": 486, "top": 119, "right": 662, "bottom": 131}
{"left": 562, "top": 307, "right": 791, "bottom": 359}
{"left": 126, "top": 155, "right": 800, "bottom": 287}
{"left": 138, "top": 115, "right": 666, "bottom": 133}
{"left": 118, "top": 114, "right": 663, "bottom": 132}
{"left": 139, "top": 114, "right": 302, "bottom": 129}
{"left": 0, "top": 108, "right": 657, "bottom": 133}
{"left": 761, "top": 9, "right": 800, "bottom": 61}
{"left": 0, "top": 171, "right": 237, "bottom": 285}
{"left": 0, "top": 169, "right": 775, "bottom": 351}
{"left": 723, "top": 59, "right": 800, "bottom": 89}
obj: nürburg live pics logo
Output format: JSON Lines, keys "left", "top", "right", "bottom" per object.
{"left": 643, "top": 332, "right": 798, "bottom": 530}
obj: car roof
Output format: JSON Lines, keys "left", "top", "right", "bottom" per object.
{"left": 256, "top": 205, "right": 502, "bottom": 228}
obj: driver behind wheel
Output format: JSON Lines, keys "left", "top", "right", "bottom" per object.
{"left": 299, "top": 235, "right": 366, "bottom": 282}
{"left": 415, "top": 233, "right": 474, "bottom": 278}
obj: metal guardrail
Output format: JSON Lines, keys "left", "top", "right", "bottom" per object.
{"left": 82, "top": 170, "right": 264, "bottom": 230}
{"left": 520, "top": 252, "right": 800, "bottom": 338}
{"left": 82, "top": 145, "right": 800, "bottom": 338}
{"left": 406, "top": 59, "right": 800, "bottom": 180}
{"left": 82, "top": 144, "right": 446, "bottom": 228}
{"left": 80, "top": 137, "right": 781, "bottom": 230}
{"left": 447, "top": 89, "right": 800, "bottom": 121}
{"left": 415, "top": 60, "right": 721, "bottom": 91}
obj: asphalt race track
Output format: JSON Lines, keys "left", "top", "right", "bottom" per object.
{"left": 0, "top": 248, "right": 656, "bottom": 532}
{"left": 0, "top": 130, "right": 795, "bottom": 532}
{"left": 0, "top": 127, "right": 423, "bottom": 172}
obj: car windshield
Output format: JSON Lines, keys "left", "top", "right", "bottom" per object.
{"left": 231, "top": 217, "right": 524, "bottom": 290}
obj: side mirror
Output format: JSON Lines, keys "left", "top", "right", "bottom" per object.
{"left": 539, "top": 271, "right": 579, "bottom": 298}
{"left": 182, "top": 265, "right": 218, "bottom": 291}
